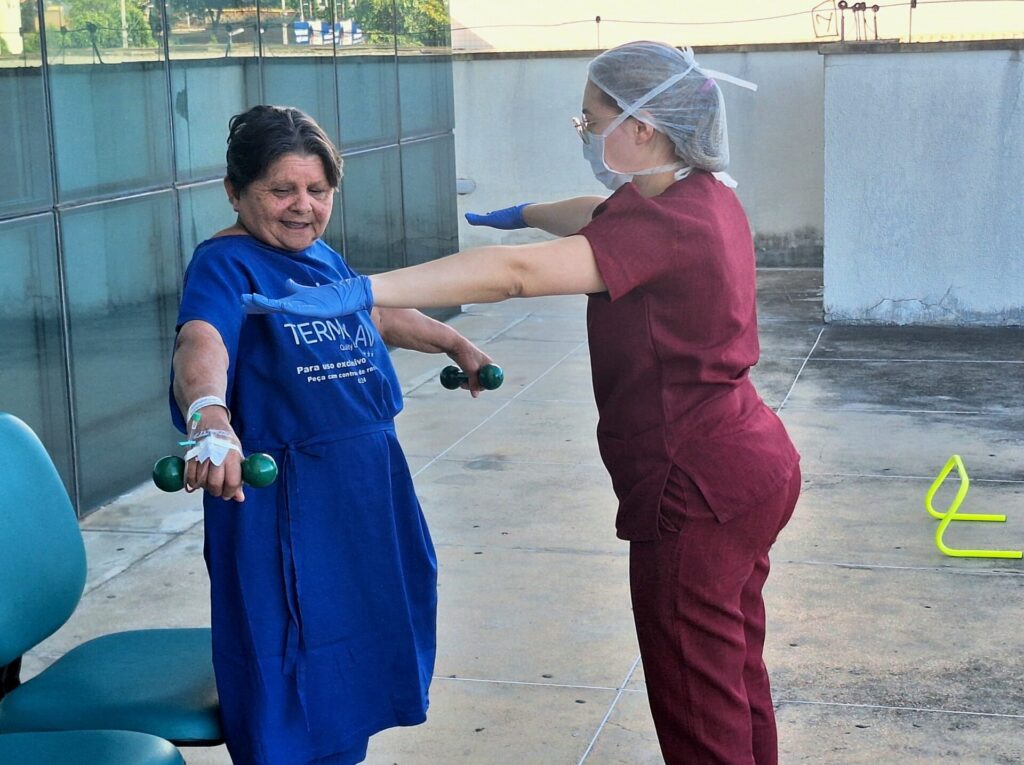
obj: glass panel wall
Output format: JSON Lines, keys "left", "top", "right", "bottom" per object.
{"left": 338, "top": 53, "right": 398, "bottom": 150}
{"left": 0, "top": 0, "right": 51, "bottom": 217}
{"left": 401, "top": 135, "right": 457, "bottom": 266}
{"left": 398, "top": 53, "right": 454, "bottom": 139}
{"left": 0, "top": 215, "right": 74, "bottom": 493}
{"left": 177, "top": 179, "right": 235, "bottom": 267}
{"left": 340, "top": 146, "right": 404, "bottom": 273}
{"left": 44, "top": 0, "right": 171, "bottom": 201}
{"left": 1, "top": 0, "right": 456, "bottom": 516}
{"left": 395, "top": 0, "right": 454, "bottom": 270}
{"left": 170, "top": 60, "right": 255, "bottom": 182}
{"left": 395, "top": 0, "right": 452, "bottom": 139}
{"left": 262, "top": 57, "right": 338, "bottom": 136}
{"left": 61, "top": 192, "right": 181, "bottom": 509}
{"left": 49, "top": 62, "right": 173, "bottom": 199}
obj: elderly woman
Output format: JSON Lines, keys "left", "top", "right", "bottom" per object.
{"left": 245, "top": 43, "right": 802, "bottom": 765}
{"left": 170, "top": 105, "right": 491, "bottom": 764}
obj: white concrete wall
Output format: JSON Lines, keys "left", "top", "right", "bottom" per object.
{"left": 823, "top": 43, "right": 1024, "bottom": 325}
{"left": 452, "top": 47, "right": 825, "bottom": 265}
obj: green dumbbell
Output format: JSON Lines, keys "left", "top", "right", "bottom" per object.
{"left": 439, "top": 363, "right": 504, "bottom": 391}
{"left": 152, "top": 452, "right": 278, "bottom": 493}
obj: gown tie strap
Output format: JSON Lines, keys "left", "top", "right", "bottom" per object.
{"left": 257, "top": 422, "right": 396, "bottom": 731}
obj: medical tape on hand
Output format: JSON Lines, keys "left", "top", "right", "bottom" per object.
{"left": 184, "top": 429, "right": 243, "bottom": 467}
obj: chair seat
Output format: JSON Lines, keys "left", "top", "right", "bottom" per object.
{"left": 0, "top": 730, "right": 185, "bottom": 764}
{"left": 0, "top": 628, "right": 221, "bottom": 745}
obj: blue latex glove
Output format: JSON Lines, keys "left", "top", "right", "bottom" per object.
{"left": 241, "top": 276, "right": 374, "bottom": 319}
{"left": 464, "top": 203, "right": 533, "bottom": 230}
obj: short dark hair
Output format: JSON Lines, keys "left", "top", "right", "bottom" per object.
{"left": 225, "top": 105, "right": 342, "bottom": 192}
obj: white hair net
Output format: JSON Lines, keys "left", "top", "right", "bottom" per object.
{"left": 587, "top": 41, "right": 756, "bottom": 173}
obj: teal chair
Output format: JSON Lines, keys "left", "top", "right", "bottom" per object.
{"left": 0, "top": 730, "right": 185, "bottom": 764}
{"left": 0, "top": 413, "right": 222, "bottom": 748}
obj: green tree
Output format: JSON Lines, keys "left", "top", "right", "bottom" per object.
{"left": 405, "top": 0, "right": 448, "bottom": 47}
{"left": 352, "top": 0, "right": 449, "bottom": 47}
{"left": 171, "top": 0, "right": 246, "bottom": 40}
{"left": 19, "top": 1, "right": 42, "bottom": 53}
{"left": 63, "top": 0, "right": 156, "bottom": 48}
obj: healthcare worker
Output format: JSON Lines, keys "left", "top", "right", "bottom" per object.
{"left": 244, "top": 42, "right": 801, "bottom": 765}
{"left": 170, "top": 104, "right": 492, "bottom": 764}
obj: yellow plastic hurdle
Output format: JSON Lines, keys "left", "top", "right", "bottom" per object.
{"left": 924, "top": 454, "right": 1022, "bottom": 559}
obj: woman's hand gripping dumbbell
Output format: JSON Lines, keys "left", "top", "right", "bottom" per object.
{"left": 439, "top": 363, "right": 504, "bottom": 391}
{"left": 153, "top": 407, "right": 277, "bottom": 495}
{"left": 152, "top": 452, "right": 278, "bottom": 493}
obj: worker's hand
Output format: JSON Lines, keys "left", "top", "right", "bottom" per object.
{"left": 465, "top": 203, "right": 533, "bottom": 230}
{"left": 242, "top": 276, "right": 374, "bottom": 319}
{"left": 445, "top": 340, "right": 495, "bottom": 398}
{"left": 183, "top": 407, "right": 245, "bottom": 502}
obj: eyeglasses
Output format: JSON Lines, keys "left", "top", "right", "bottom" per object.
{"left": 571, "top": 113, "right": 627, "bottom": 145}
{"left": 571, "top": 115, "right": 594, "bottom": 144}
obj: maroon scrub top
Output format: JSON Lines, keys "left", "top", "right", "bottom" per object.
{"left": 579, "top": 171, "right": 800, "bottom": 541}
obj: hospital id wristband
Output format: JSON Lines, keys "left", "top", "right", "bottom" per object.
{"left": 187, "top": 395, "right": 230, "bottom": 423}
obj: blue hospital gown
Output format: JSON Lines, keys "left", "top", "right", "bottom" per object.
{"left": 170, "top": 235, "right": 436, "bottom": 764}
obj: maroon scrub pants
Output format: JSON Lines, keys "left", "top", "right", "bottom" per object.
{"left": 629, "top": 465, "right": 801, "bottom": 765}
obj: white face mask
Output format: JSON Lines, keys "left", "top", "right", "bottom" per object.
{"left": 581, "top": 130, "right": 633, "bottom": 190}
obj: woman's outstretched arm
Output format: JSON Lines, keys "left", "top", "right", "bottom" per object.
{"left": 521, "top": 197, "right": 606, "bottom": 237}
{"left": 466, "top": 196, "right": 604, "bottom": 237}
{"left": 371, "top": 235, "right": 605, "bottom": 309}
{"left": 242, "top": 235, "right": 605, "bottom": 318}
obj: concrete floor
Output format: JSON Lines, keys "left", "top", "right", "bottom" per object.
{"left": 23, "top": 267, "right": 1024, "bottom": 764}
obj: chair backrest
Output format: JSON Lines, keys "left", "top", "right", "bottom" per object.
{"left": 0, "top": 414, "right": 86, "bottom": 666}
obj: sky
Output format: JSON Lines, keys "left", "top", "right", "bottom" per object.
{"left": 448, "top": 0, "right": 1024, "bottom": 50}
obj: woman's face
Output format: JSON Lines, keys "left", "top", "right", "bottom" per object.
{"left": 581, "top": 80, "right": 635, "bottom": 172}
{"left": 226, "top": 152, "right": 335, "bottom": 252}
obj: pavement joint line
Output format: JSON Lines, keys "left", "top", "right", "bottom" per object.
{"left": 80, "top": 527, "right": 181, "bottom": 536}
{"left": 782, "top": 406, "right": 987, "bottom": 415}
{"left": 424, "top": 455, "right": 604, "bottom": 468}
{"left": 578, "top": 653, "right": 643, "bottom": 764}
{"left": 517, "top": 397, "right": 596, "bottom": 405}
{"left": 410, "top": 341, "right": 589, "bottom": 480}
{"left": 777, "top": 326, "right": 826, "bottom": 413}
{"left": 801, "top": 471, "right": 1024, "bottom": 484}
{"left": 430, "top": 456, "right": 604, "bottom": 468}
{"left": 774, "top": 698, "right": 1024, "bottom": 719}
{"left": 401, "top": 371, "right": 446, "bottom": 396}
{"left": 448, "top": 311, "right": 535, "bottom": 345}
{"left": 433, "top": 542, "right": 627, "bottom": 557}
{"left": 494, "top": 336, "right": 591, "bottom": 345}
{"left": 478, "top": 314, "right": 535, "bottom": 343}
{"left": 776, "top": 559, "right": 1024, "bottom": 575}
{"left": 803, "top": 357, "right": 1024, "bottom": 365}
{"left": 408, "top": 454, "right": 603, "bottom": 467}
{"left": 758, "top": 316, "right": 825, "bottom": 322}
{"left": 434, "top": 675, "right": 619, "bottom": 692}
